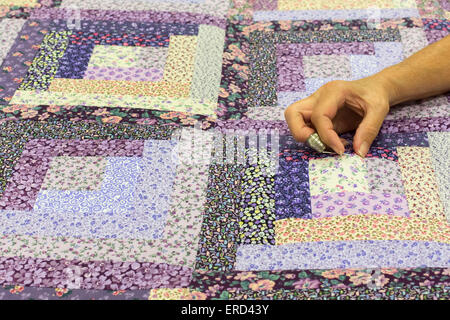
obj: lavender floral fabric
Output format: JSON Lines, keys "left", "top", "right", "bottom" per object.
{"left": 0, "top": 0, "right": 449, "bottom": 301}
{"left": 310, "top": 192, "right": 410, "bottom": 218}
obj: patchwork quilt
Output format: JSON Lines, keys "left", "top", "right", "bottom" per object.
{"left": 0, "top": 0, "right": 449, "bottom": 300}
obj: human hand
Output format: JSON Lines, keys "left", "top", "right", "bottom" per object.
{"left": 284, "top": 78, "right": 391, "bottom": 157}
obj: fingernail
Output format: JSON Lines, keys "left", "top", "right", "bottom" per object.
{"left": 357, "top": 141, "right": 369, "bottom": 158}
{"left": 335, "top": 146, "right": 344, "bottom": 156}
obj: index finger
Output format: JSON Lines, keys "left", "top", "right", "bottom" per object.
{"left": 284, "top": 100, "right": 315, "bottom": 143}
{"left": 310, "top": 94, "right": 346, "bottom": 155}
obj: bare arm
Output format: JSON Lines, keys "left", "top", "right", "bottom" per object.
{"left": 372, "top": 35, "right": 450, "bottom": 106}
{"left": 284, "top": 35, "right": 450, "bottom": 157}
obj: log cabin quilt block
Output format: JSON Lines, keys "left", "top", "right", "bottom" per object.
{"left": 0, "top": 0, "right": 449, "bottom": 300}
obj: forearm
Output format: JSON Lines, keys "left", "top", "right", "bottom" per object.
{"left": 369, "top": 35, "right": 450, "bottom": 106}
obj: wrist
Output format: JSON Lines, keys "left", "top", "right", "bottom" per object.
{"left": 368, "top": 67, "right": 405, "bottom": 106}
{"left": 352, "top": 74, "right": 392, "bottom": 109}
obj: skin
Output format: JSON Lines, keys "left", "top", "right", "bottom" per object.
{"left": 284, "top": 35, "right": 450, "bottom": 157}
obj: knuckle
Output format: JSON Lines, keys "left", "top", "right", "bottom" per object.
{"left": 322, "top": 80, "right": 347, "bottom": 91}
{"left": 283, "top": 105, "right": 292, "bottom": 119}
{"left": 362, "top": 125, "right": 380, "bottom": 139}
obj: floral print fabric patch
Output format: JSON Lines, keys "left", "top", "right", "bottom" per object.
{"left": 397, "top": 146, "right": 445, "bottom": 218}
{"left": 366, "top": 158, "right": 406, "bottom": 194}
{"left": 308, "top": 154, "right": 369, "bottom": 195}
{"left": 41, "top": 156, "right": 107, "bottom": 191}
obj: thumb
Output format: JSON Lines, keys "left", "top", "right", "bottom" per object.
{"left": 353, "top": 106, "right": 388, "bottom": 158}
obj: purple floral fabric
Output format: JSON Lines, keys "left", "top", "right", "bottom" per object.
{"left": 311, "top": 192, "right": 410, "bottom": 218}
{"left": 0, "top": 0, "right": 449, "bottom": 301}
{"left": 0, "top": 257, "right": 192, "bottom": 290}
